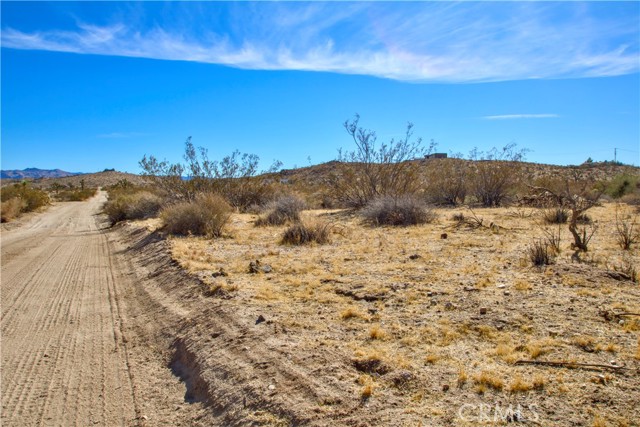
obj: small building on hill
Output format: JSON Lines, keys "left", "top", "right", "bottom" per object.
{"left": 425, "top": 153, "right": 448, "bottom": 159}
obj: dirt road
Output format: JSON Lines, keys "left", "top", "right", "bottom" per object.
{"left": 1, "top": 193, "right": 205, "bottom": 426}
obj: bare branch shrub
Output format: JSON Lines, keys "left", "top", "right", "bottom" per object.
{"left": 528, "top": 171, "right": 605, "bottom": 252}
{"left": 425, "top": 158, "right": 468, "bottom": 205}
{"left": 468, "top": 143, "right": 528, "bottom": 207}
{"left": 362, "top": 195, "right": 436, "bottom": 227}
{"left": 161, "top": 193, "right": 231, "bottom": 238}
{"left": 615, "top": 207, "right": 639, "bottom": 250}
{"left": 140, "top": 137, "right": 281, "bottom": 210}
{"left": 331, "top": 114, "right": 435, "bottom": 208}
{"left": 541, "top": 224, "right": 562, "bottom": 254}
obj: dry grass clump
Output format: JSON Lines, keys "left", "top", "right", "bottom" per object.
{"left": 255, "top": 195, "right": 306, "bottom": 226}
{"left": 361, "top": 195, "right": 436, "bottom": 227}
{"left": 280, "top": 221, "right": 331, "bottom": 245}
{"left": 105, "top": 191, "right": 163, "bottom": 224}
{"left": 340, "top": 306, "right": 365, "bottom": 320}
{"left": 161, "top": 193, "right": 232, "bottom": 238}
{"left": 527, "top": 239, "right": 555, "bottom": 266}
{"left": 508, "top": 374, "right": 545, "bottom": 393}
{"left": 543, "top": 207, "right": 569, "bottom": 224}
{"left": 473, "top": 370, "right": 504, "bottom": 393}
{"left": 369, "top": 325, "right": 388, "bottom": 340}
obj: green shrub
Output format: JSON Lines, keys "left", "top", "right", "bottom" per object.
{"left": 280, "top": 221, "right": 331, "bottom": 245}
{"left": 161, "top": 193, "right": 231, "bottom": 237}
{"left": 362, "top": 195, "right": 436, "bottom": 227}
{"left": 255, "top": 195, "right": 306, "bottom": 226}
{"left": 607, "top": 174, "right": 639, "bottom": 199}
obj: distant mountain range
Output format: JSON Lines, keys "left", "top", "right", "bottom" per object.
{"left": 1, "top": 168, "right": 83, "bottom": 180}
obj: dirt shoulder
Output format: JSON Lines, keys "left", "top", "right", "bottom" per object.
{"left": 0, "top": 193, "right": 213, "bottom": 426}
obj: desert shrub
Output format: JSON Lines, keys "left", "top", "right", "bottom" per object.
{"left": 529, "top": 172, "right": 605, "bottom": 252}
{"left": 255, "top": 195, "right": 306, "bottom": 226}
{"left": 140, "top": 137, "right": 281, "bottom": 211}
{"left": 543, "top": 208, "right": 569, "bottom": 224}
{"left": 468, "top": 144, "right": 528, "bottom": 207}
{"left": 0, "top": 183, "right": 49, "bottom": 219}
{"left": 104, "top": 191, "right": 163, "bottom": 225}
{"left": 330, "top": 114, "right": 436, "bottom": 208}
{"left": 606, "top": 173, "right": 639, "bottom": 199}
{"left": 161, "top": 193, "right": 231, "bottom": 238}
{"left": 1, "top": 198, "right": 25, "bottom": 222}
{"left": 362, "top": 195, "right": 436, "bottom": 227}
{"left": 55, "top": 188, "right": 97, "bottom": 201}
{"left": 615, "top": 210, "right": 639, "bottom": 250}
{"left": 280, "top": 221, "right": 331, "bottom": 245}
{"left": 527, "top": 239, "right": 555, "bottom": 266}
{"left": 425, "top": 158, "right": 469, "bottom": 205}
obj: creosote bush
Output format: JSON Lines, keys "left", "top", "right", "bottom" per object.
{"left": 280, "top": 221, "right": 331, "bottom": 245}
{"left": 255, "top": 195, "right": 306, "bottom": 226}
{"left": 161, "top": 193, "right": 231, "bottom": 238}
{"left": 362, "top": 195, "right": 436, "bottom": 227}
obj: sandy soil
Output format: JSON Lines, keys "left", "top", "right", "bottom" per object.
{"left": 160, "top": 203, "right": 640, "bottom": 426}
{"left": 0, "top": 192, "right": 211, "bottom": 426}
{"left": 3, "top": 191, "right": 638, "bottom": 426}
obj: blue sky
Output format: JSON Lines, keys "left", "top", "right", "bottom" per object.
{"left": 1, "top": 1, "right": 639, "bottom": 173}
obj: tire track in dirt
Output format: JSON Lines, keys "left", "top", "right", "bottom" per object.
{"left": 1, "top": 194, "right": 138, "bottom": 426}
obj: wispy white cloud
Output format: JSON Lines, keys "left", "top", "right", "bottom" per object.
{"left": 2, "top": 2, "right": 638, "bottom": 82}
{"left": 483, "top": 114, "right": 560, "bottom": 120}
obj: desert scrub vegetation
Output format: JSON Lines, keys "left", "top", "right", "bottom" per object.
{"left": 280, "top": 221, "right": 331, "bottom": 245}
{"left": 1, "top": 182, "right": 49, "bottom": 222}
{"left": 362, "top": 195, "right": 436, "bottom": 226}
{"left": 255, "top": 195, "right": 306, "bottom": 226}
{"left": 161, "top": 193, "right": 231, "bottom": 238}
{"left": 330, "top": 114, "right": 435, "bottom": 208}
{"left": 140, "top": 136, "right": 281, "bottom": 210}
{"left": 425, "top": 158, "right": 469, "bottom": 206}
{"left": 468, "top": 143, "right": 528, "bottom": 207}
{"left": 104, "top": 190, "right": 163, "bottom": 225}
{"left": 527, "top": 239, "right": 556, "bottom": 266}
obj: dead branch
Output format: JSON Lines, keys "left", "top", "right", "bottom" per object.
{"left": 515, "top": 360, "right": 628, "bottom": 372}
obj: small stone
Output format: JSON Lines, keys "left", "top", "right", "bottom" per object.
{"left": 480, "top": 307, "right": 487, "bottom": 315}
{"left": 430, "top": 299, "right": 438, "bottom": 306}
{"left": 444, "top": 302, "right": 455, "bottom": 310}
{"left": 256, "top": 315, "right": 266, "bottom": 325}
{"left": 497, "top": 284, "right": 506, "bottom": 289}
{"left": 442, "top": 384, "right": 450, "bottom": 392}
{"left": 268, "top": 384, "right": 276, "bottom": 390}
{"left": 440, "top": 233, "right": 448, "bottom": 239}
{"left": 503, "top": 291, "right": 511, "bottom": 296}
{"left": 409, "top": 254, "right": 421, "bottom": 260}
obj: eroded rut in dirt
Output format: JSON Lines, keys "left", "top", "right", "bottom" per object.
{"left": 1, "top": 193, "right": 211, "bottom": 427}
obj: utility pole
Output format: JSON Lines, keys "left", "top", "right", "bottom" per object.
{"left": 614, "top": 148, "right": 617, "bottom": 163}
